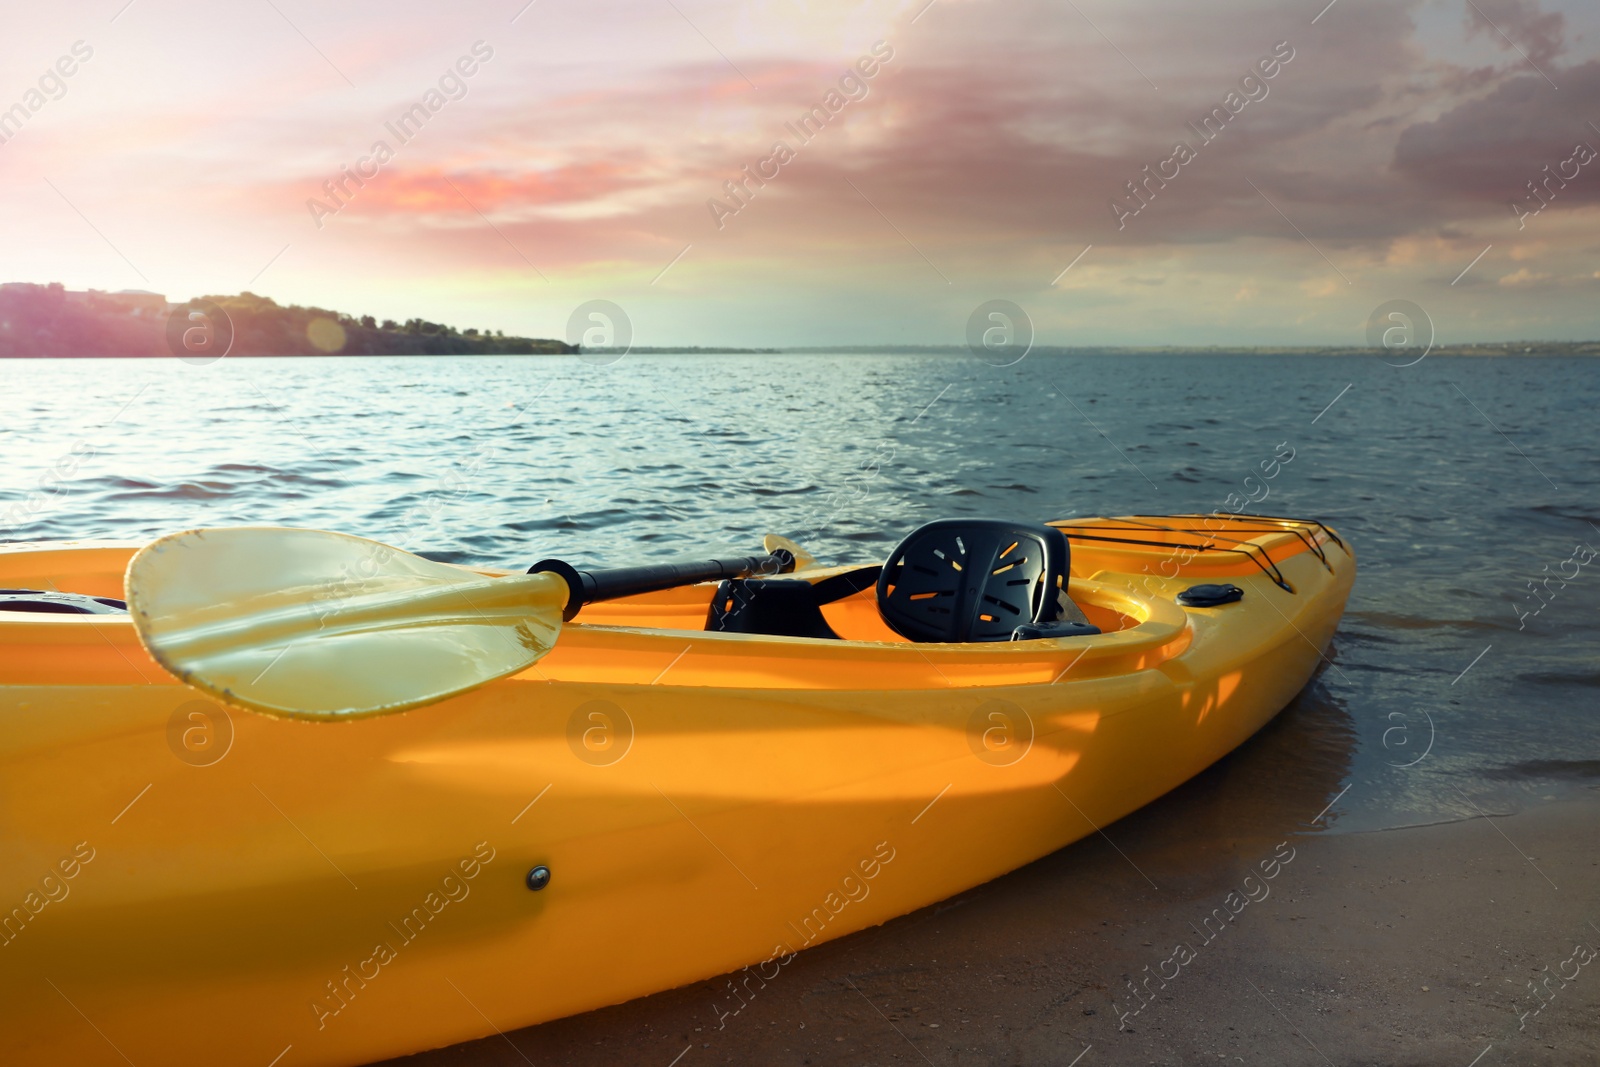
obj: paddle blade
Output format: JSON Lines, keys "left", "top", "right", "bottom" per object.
{"left": 763, "top": 534, "right": 818, "bottom": 572}
{"left": 125, "top": 527, "right": 568, "bottom": 721}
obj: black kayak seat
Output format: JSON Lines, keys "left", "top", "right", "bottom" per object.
{"left": 708, "top": 519, "right": 1102, "bottom": 643}
{"left": 705, "top": 567, "right": 881, "bottom": 640}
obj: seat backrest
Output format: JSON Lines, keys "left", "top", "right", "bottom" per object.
{"left": 875, "top": 519, "right": 1071, "bottom": 642}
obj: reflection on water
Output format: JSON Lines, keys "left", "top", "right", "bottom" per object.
{"left": 1, "top": 353, "right": 1596, "bottom": 832}
{"left": 1100, "top": 668, "right": 1358, "bottom": 857}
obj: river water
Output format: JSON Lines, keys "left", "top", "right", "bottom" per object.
{"left": 2, "top": 352, "right": 1595, "bottom": 834}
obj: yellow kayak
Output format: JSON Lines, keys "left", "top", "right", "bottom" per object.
{"left": 0, "top": 513, "right": 1352, "bottom": 1066}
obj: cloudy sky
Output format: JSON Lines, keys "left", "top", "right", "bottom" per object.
{"left": 1, "top": 0, "right": 1596, "bottom": 346}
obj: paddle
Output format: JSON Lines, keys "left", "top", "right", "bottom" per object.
{"left": 126, "top": 527, "right": 791, "bottom": 722}
{"left": 763, "top": 533, "right": 817, "bottom": 571}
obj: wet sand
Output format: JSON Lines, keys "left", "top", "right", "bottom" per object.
{"left": 383, "top": 770, "right": 1600, "bottom": 1066}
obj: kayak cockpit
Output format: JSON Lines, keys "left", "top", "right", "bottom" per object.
{"left": 0, "top": 515, "right": 1345, "bottom": 694}
{"left": 574, "top": 572, "right": 1138, "bottom": 643}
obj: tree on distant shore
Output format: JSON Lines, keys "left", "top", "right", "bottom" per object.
{"left": 0, "top": 283, "right": 574, "bottom": 357}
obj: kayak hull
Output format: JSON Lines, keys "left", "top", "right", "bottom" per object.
{"left": 0, "top": 516, "right": 1353, "bottom": 1066}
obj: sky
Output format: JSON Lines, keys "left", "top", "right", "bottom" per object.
{"left": 0, "top": 0, "right": 1597, "bottom": 347}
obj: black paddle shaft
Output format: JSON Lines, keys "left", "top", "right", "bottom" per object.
{"left": 528, "top": 549, "right": 795, "bottom": 620}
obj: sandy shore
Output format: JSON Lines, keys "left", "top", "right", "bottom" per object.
{"left": 385, "top": 785, "right": 1599, "bottom": 1067}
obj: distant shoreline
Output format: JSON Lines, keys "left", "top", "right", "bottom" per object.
{"left": 3, "top": 343, "right": 1596, "bottom": 358}
{"left": 2, "top": 284, "right": 1594, "bottom": 358}
{"left": 0, "top": 283, "right": 574, "bottom": 358}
